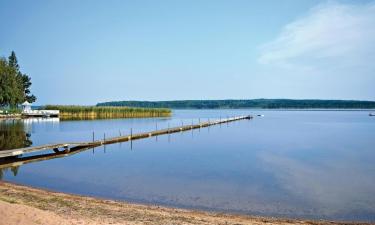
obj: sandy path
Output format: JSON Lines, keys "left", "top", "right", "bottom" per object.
{"left": 0, "top": 200, "right": 69, "bottom": 225}
{"left": 0, "top": 181, "right": 371, "bottom": 225}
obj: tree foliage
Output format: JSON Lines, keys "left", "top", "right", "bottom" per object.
{"left": 0, "top": 51, "right": 36, "bottom": 107}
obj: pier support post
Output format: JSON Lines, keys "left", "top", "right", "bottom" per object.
{"left": 130, "top": 128, "right": 133, "bottom": 150}
{"left": 63, "top": 146, "right": 70, "bottom": 153}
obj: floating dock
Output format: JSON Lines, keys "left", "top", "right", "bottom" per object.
{"left": 22, "top": 110, "right": 59, "bottom": 118}
{"left": 0, "top": 115, "right": 252, "bottom": 159}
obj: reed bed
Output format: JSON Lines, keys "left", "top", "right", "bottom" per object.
{"left": 43, "top": 105, "right": 171, "bottom": 120}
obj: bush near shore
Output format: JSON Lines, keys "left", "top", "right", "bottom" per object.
{"left": 43, "top": 105, "right": 171, "bottom": 119}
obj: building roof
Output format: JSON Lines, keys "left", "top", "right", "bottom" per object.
{"left": 22, "top": 101, "right": 31, "bottom": 106}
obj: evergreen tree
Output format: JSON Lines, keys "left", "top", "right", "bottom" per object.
{"left": 19, "top": 72, "right": 36, "bottom": 103}
{"left": 0, "top": 51, "right": 36, "bottom": 108}
{"left": 8, "top": 51, "right": 19, "bottom": 71}
{"left": 0, "top": 58, "right": 23, "bottom": 107}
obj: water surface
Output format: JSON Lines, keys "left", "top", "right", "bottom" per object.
{"left": 1, "top": 110, "right": 374, "bottom": 222}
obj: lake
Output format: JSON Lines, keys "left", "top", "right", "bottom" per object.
{"left": 1, "top": 110, "right": 374, "bottom": 222}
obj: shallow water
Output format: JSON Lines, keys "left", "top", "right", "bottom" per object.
{"left": 1, "top": 110, "right": 375, "bottom": 221}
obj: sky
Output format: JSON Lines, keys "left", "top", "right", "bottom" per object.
{"left": 1, "top": 0, "right": 374, "bottom": 105}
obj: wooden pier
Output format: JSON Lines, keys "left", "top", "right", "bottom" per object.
{"left": 0, "top": 115, "right": 252, "bottom": 159}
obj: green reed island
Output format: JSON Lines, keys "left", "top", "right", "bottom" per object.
{"left": 43, "top": 105, "right": 171, "bottom": 120}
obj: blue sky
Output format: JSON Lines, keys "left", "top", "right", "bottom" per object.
{"left": 1, "top": 0, "right": 374, "bottom": 105}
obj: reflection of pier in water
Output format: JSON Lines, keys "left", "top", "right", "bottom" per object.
{"left": 0, "top": 144, "right": 92, "bottom": 170}
{"left": 0, "top": 144, "right": 93, "bottom": 179}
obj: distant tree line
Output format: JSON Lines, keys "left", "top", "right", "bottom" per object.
{"left": 97, "top": 99, "right": 375, "bottom": 109}
{"left": 0, "top": 51, "right": 36, "bottom": 108}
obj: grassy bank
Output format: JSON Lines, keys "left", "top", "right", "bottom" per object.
{"left": 43, "top": 105, "right": 171, "bottom": 120}
{"left": 0, "top": 182, "right": 364, "bottom": 225}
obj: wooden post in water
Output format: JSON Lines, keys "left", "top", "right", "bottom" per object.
{"left": 155, "top": 122, "right": 158, "bottom": 142}
{"left": 191, "top": 119, "right": 194, "bottom": 138}
{"left": 92, "top": 131, "right": 95, "bottom": 154}
{"left": 103, "top": 133, "right": 106, "bottom": 152}
{"left": 208, "top": 118, "right": 210, "bottom": 132}
{"left": 167, "top": 123, "right": 170, "bottom": 142}
{"left": 130, "top": 128, "right": 133, "bottom": 150}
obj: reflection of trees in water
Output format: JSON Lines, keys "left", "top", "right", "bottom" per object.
{"left": 0, "top": 120, "right": 32, "bottom": 150}
{"left": 0, "top": 166, "right": 20, "bottom": 180}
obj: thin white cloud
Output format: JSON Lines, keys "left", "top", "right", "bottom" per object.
{"left": 258, "top": 1, "right": 375, "bottom": 71}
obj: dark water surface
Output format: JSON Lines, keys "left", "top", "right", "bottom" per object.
{"left": 1, "top": 110, "right": 374, "bottom": 222}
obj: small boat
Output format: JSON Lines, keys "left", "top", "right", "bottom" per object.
{"left": 257, "top": 114, "right": 265, "bottom": 117}
{"left": 370, "top": 113, "right": 375, "bottom": 116}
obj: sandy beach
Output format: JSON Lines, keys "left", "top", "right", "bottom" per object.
{"left": 0, "top": 181, "right": 371, "bottom": 225}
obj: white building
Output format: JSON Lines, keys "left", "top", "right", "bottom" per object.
{"left": 21, "top": 101, "right": 32, "bottom": 113}
{"left": 21, "top": 101, "right": 59, "bottom": 117}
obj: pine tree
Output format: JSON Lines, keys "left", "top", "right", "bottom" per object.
{"left": 8, "top": 51, "right": 36, "bottom": 103}
{"left": 8, "top": 51, "right": 19, "bottom": 71}
{"left": 0, "top": 58, "right": 23, "bottom": 107}
{"left": 0, "top": 51, "right": 36, "bottom": 108}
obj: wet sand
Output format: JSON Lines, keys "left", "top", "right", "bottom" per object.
{"left": 0, "top": 181, "right": 371, "bottom": 225}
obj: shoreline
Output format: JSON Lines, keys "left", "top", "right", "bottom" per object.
{"left": 0, "top": 181, "right": 371, "bottom": 225}
{"left": 0, "top": 114, "right": 22, "bottom": 119}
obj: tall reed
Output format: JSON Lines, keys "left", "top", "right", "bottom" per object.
{"left": 43, "top": 105, "right": 171, "bottom": 120}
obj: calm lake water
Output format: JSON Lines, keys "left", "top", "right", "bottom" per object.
{"left": 1, "top": 110, "right": 375, "bottom": 222}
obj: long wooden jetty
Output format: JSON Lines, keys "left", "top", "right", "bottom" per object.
{"left": 0, "top": 115, "right": 252, "bottom": 159}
